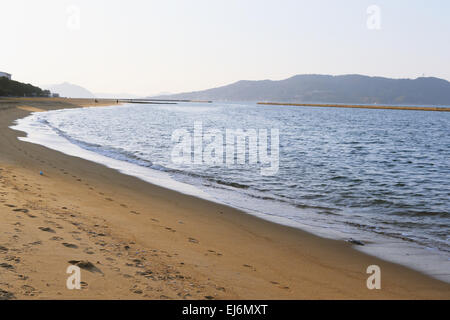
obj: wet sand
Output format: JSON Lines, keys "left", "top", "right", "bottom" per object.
{"left": 0, "top": 98, "right": 449, "bottom": 299}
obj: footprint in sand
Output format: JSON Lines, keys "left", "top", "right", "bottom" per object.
{"left": 0, "top": 263, "right": 15, "bottom": 270}
{"left": 83, "top": 248, "right": 95, "bottom": 255}
{"left": 136, "top": 270, "right": 153, "bottom": 278}
{"left": 68, "top": 260, "right": 103, "bottom": 274}
{"left": 18, "top": 274, "right": 28, "bottom": 281}
{"left": 45, "top": 221, "right": 63, "bottom": 229}
{"left": 21, "top": 285, "right": 37, "bottom": 297}
{"left": 38, "top": 227, "right": 56, "bottom": 233}
{"left": 243, "top": 264, "right": 256, "bottom": 271}
{"left": 0, "top": 289, "right": 15, "bottom": 300}
{"left": 269, "top": 280, "right": 288, "bottom": 289}
{"left": 131, "top": 288, "right": 143, "bottom": 295}
{"left": 62, "top": 243, "right": 79, "bottom": 249}
{"left": 207, "top": 250, "right": 223, "bottom": 257}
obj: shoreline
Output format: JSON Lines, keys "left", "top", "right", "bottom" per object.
{"left": 1, "top": 98, "right": 449, "bottom": 299}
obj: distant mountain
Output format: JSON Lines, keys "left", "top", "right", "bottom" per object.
{"left": 156, "top": 74, "right": 450, "bottom": 105}
{"left": 45, "top": 82, "right": 95, "bottom": 98}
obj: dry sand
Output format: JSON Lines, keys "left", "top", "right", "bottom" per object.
{"left": 0, "top": 98, "right": 449, "bottom": 299}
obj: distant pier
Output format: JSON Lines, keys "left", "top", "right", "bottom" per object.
{"left": 257, "top": 102, "right": 450, "bottom": 112}
{"left": 119, "top": 98, "right": 212, "bottom": 105}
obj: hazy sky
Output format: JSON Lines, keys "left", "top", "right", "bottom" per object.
{"left": 1, "top": 0, "right": 449, "bottom": 95}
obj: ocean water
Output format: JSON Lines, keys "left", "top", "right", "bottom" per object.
{"left": 12, "top": 102, "right": 450, "bottom": 281}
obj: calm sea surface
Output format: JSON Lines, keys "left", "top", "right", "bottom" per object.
{"left": 13, "top": 102, "right": 450, "bottom": 280}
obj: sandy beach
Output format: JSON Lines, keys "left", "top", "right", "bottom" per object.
{"left": 0, "top": 98, "right": 449, "bottom": 300}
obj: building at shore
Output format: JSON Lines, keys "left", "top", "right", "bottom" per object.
{"left": 0, "top": 71, "right": 12, "bottom": 80}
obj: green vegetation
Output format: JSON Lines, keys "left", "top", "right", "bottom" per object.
{"left": 0, "top": 77, "right": 50, "bottom": 97}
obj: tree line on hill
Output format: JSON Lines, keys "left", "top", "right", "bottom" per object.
{"left": 0, "top": 77, "right": 50, "bottom": 97}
